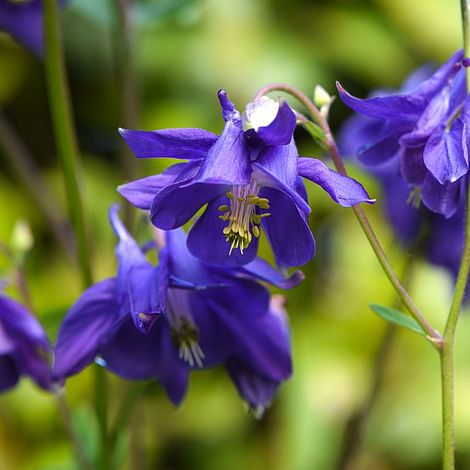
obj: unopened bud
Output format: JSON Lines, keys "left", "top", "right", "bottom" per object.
{"left": 313, "top": 85, "right": 332, "bottom": 108}
{"left": 10, "top": 219, "right": 33, "bottom": 256}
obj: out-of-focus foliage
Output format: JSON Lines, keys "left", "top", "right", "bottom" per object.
{"left": 0, "top": 0, "right": 467, "bottom": 469}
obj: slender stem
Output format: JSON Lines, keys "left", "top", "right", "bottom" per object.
{"left": 254, "top": 83, "right": 442, "bottom": 346}
{"left": 0, "top": 112, "right": 75, "bottom": 258}
{"left": 44, "top": 0, "right": 92, "bottom": 288}
{"left": 440, "top": 5, "right": 470, "bottom": 467}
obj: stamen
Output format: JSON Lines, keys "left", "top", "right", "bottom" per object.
{"left": 407, "top": 187, "right": 421, "bottom": 209}
{"left": 220, "top": 180, "right": 271, "bottom": 255}
{"left": 170, "top": 317, "right": 205, "bottom": 368}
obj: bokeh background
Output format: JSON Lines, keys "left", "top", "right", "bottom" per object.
{"left": 1, "top": 0, "right": 469, "bottom": 469}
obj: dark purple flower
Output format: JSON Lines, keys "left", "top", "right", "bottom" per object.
{"left": 338, "top": 51, "right": 469, "bottom": 218}
{"left": 339, "top": 75, "right": 469, "bottom": 299}
{"left": 118, "top": 90, "right": 374, "bottom": 268}
{"left": 0, "top": 0, "right": 68, "bottom": 57}
{"left": 0, "top": 292, "right": 51, "bottom": 392}
{"left": 53, "top": 206, "right": 299, "bottom": 410}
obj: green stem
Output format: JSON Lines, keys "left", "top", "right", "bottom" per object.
{"left": 95, "top": 365, "right": 110, "bottom": 470}
{"left": 44, "top": 0, "right": 92, "bottom": 288}
{"left": 440, "top": 5, "right": 470, "bottom": 468}
{"left": 44, "top": 2, "right": 110, "bottom": 467}
{"left": 254, "top": 83, "right": 442, "bottom": 346}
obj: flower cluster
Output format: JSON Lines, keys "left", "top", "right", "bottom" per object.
{"left": 338, "top": 50, "right": 468, "bottom": 219}
{"left": 339, "top": 64, "right": 467, "bottom": 294}
{"left": 53, "top": 206, "right": 300, "bottom": 412}
{"left": 118, "top": 90, "right": 373, "bottom": 268}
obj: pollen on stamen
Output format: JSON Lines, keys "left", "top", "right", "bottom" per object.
{"left": 220, "top": 183, "right": 271, "bottom": 255}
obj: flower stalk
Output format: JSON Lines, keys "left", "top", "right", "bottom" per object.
{"left": 43, "top": 0, "right": 92, "bottom": 288}
{"left": 44, "top": 2, "right": 109, "bottom": 468}
{"left": 254, "top": 83, "right": 442, "bottom": 346}
{"left": 439, "top": 3, "right": 470, "bottom": 468}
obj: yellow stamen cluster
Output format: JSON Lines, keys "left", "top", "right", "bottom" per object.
{"left": 170, "top": 317, "right": 205, "bottom": 368}
{"left": 218, "top": 181, "right": 271, "bottom": 255}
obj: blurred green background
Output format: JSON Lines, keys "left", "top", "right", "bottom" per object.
{"left": 0, "top": 0, "right": 469, "bottom": 469}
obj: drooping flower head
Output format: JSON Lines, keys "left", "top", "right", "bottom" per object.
{"left": 0, "top": 291, "right": 51, "bottom": 392}
{"left": 339, "top": 68, "right": 469, "bottom": 300}
{"left": 53, "top": 206, "right": 299, "bottom": 410}
{"left": 118, "top": 90, "right": 374, "bottom": 268}
{"left": 338, "top": 51, "right": 469, "bottom": 218}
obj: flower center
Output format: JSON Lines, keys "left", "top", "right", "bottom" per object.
{"left": 167, "top": 289, "right": 205, "bottom": 368}
{"left": 218, "top": 180, "right": 271, "bottom": 255}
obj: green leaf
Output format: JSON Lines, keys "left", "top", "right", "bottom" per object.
{"left": 300, "top": 121, "right": 327, "bottom": 149}
{"left": 369, "top": 304, "right": 426, "bottom": 336}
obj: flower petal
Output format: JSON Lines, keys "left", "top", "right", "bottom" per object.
{"left": 117, "top": 163, "right": 189, "bottom": 210}
{"left": 53, "top": 278, "right": 120, "bottom": 380}
{"left": 298, "top": 157, "right": 374, "bottom": 206}
{"left": 240, "top": 258, "right": 304, "bottom": 289}
{"left": 244, "top": 100, "right": 296, "bottom": 147}
{"left": 421, "top": 173, "right": 462, "bottom": 218}
{"left": 118, "top": 128, "right": 217, "bottom": 159}
{"left": 99, "top": 317, "right": 190, "bottom": 405}
{"left": 187, "top": 196, "right": 259, "bottom": 266}
{"left": 423, "top": 121, "right": 468, "bottom": 185}
{"left": 260, "top": 187, "right": 315, "bottom": 267}
{"left": 400, "top": 145, "right": 428, "bottom": 184}
{"left": 151, "top": 180, "right": 226, "bottom": 230}
{"left": 196, "top": 120, "right": 252, "bottom": 185}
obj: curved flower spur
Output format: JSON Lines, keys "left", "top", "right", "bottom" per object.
{"left": 118, "top": 90, "right": 374, "bottom": 268}
{"left": 53, "top": 206, "right": 301, "bottom": 410}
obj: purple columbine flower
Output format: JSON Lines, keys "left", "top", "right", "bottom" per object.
{"left": 53, "top": 206, "right": 299, "bottom": 410}
{"left": 338, "top": 51, "right": 470, "bottom": 218}
{"left": 339, "top": 84, "right": 469, "bottom": 299}
{"left": 118, "top": 90, "right": 374, "bottom": 268}
{"left": 0, "top": 291, "right": 51, "bottom": 392}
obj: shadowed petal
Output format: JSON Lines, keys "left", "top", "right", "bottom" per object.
{"left": 260, "top": 187, "right": 315, "bottom": 267}
{"left": 99, "top": 317, "right": 190, "bottom": 405}
{"left": 400, "top": 145, "right": 428, "bottom": 184}
{"left": 240, "top": 258, "right": 304, "bottom": 289}
{"left": 298, "top": 157, "right": 374, "bottom": 206}
{"left": 0, "top": 356, "right": 20, "bottom": 393}
{"left": 118, "top": 128, "right": 217, "bottom": 159}
{"left": 421, "top": 174, "right": 462, "bottom": 218}
{"left": 53, "top": 279, "right": 119, "bottom": 380}
{"left": 151, "top": 181, "right": 226, "bottom": 230}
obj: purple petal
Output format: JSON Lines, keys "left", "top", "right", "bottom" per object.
{"left": 421, "top": 173, "right": 462, "bottom": 218}
{"left": 53, "top": 279, "right": 119, "bottom": 380}
{"left": 244, "top": 100, "right": 297, "bottom": 147}
{"left": 400, "top": 146, "right": 428, "bottom": 185}
{"left": 117, "top": 163, "right": 189, "bottom": 210}
{"left": 151, "top": 180, "right": 226, "bottom": 230}
{"left": 357, "top": 130, "right": 401, "bottom": 166}
{"left": 196, "top": 120, "right": 252, "bottom": 185}
{"left": 298, "top": 157, "right": 374, "bottom": 207}
{"left": 99, "top": 317, "right": 190, "bottom": 405}
{"left": 423, "top": 121, "right": 468, "bottom": 185}
{"left": 256, "top": 139, "right": 298, "bottom": 189}
{"left": 225, "top": 359, "right": 281, "bottom": 413}
{"left": 337, "top": 82, "right": 424, "bottom": 121}
{"left": 253, "top": 162, "right": 310, "bottom": 216}
{"left": 260, "top": 187, "right": 315, "bottom": 267}
{"left": 118, "top": 128, "right": 217, "bottom": 160}
{"left": 240, "top": 258, "right": 304, "bottom": 289}
{"left": 0, "top": 0, "right": 44, "bottom": 57}
{"left": 187, "top": 196, "right": 259, "bottom": 267}
{"left": 217, "top": 89, "right": 240, "bottom": 122}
